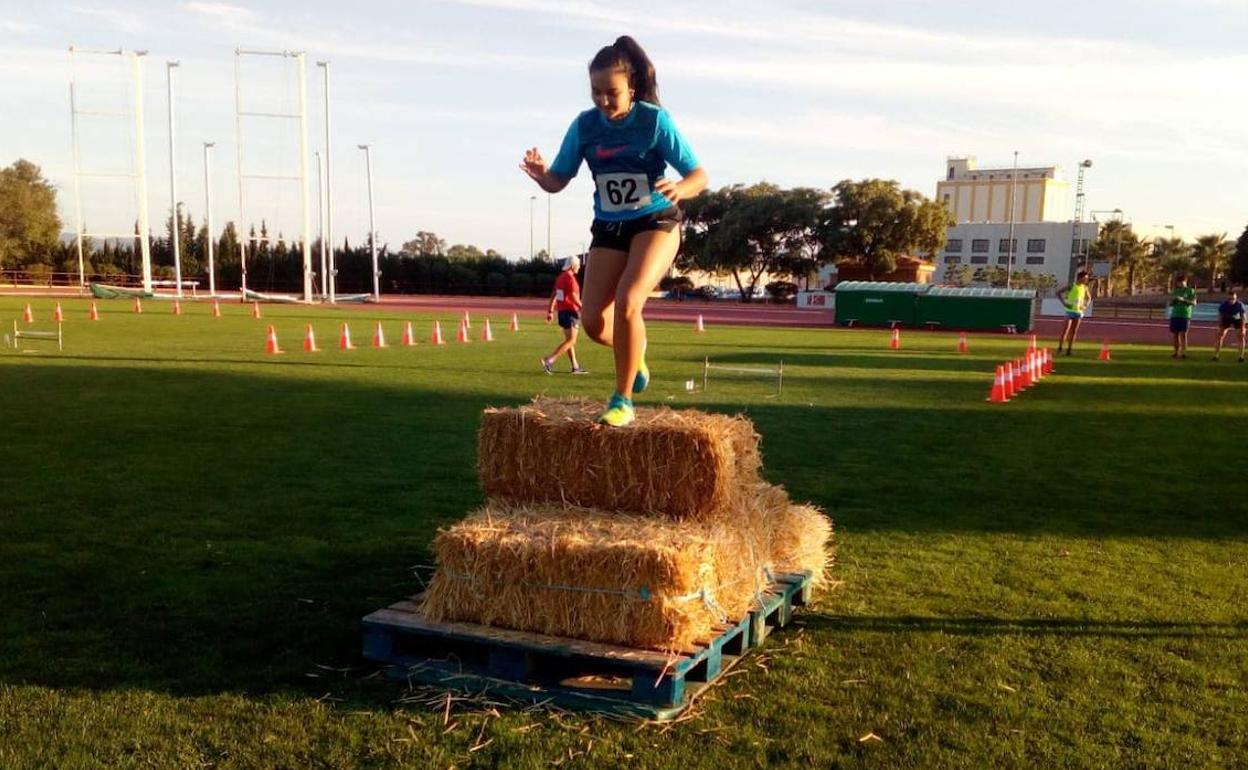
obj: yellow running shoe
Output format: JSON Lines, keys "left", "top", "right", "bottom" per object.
{"left": 597, "top": 393, "right": 635, "bottom": 427}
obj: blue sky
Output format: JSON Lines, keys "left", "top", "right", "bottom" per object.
{"left": 3, "top": 0, "right": 1246, "bottom": 258}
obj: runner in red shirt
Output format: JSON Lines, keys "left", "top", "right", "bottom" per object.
{"left": 542, "top": 256, "right": 588, "bottom": 374}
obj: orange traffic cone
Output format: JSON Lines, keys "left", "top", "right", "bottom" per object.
{"left": 252, "top": 301, "right": 261, "bottom": 319}
{"left": 1004, "top": 361, "right": 1016, "bottom": 399}
{"left": 957, "top": 331, "right": 969, "bottom": 354}
{"left": 21, "top": 303, "right": 33, "bottom": 324}
{"left": 53, "top": 303, "right": 64, "bottom": 323}
{"left": 889, "top": 327, "right": 901, "bottom": 350}
{"left": 988, "top": 365, "right": 1009, "bottom": 403}
{"left": 431, "top": 320, "right": 445, "bottom": 345}
{"left": 1045, "top": 347, "right": 1054, "bottom": 374}
{"left": 303, "top": 324, "right": 319, "bottom": 352}
{"left": 510, "top": 312, "right": 519, "bottom": 332}
{"left": 462, "top": 309, "right": 471, "bottom": 330}
{"left": 1034, "top": 350, "right": 1045, "bottom": 381}
{"left": 401, "top": 321, "right": 415, "bottom": 347}
{"left": 1017, "top": 356, "right": 1031, "bottom": 389}
{"left": 372, "top": 322, "right": 387, "bottom": 348}
{"left": 133, "top": 297, "right": 142, "bottom": 314}
{"left": 482, "top": 318, "right": 494, "bottom": 342}
{"left": 339, "top": 322, "right": 355, "bottom": 350}
{"left": 456, "top": 318, "right": 469, "bottom": 343}
{"left": 265, "top": 324, "right": 283, "bottom": 355}
{"left": 1028, "top": 333, "right": 1037, "bottom": 353}
{"left": 695, "top": 313, "right": 705, "bottom": 332}
{"left": 89, "top": 301, "right": 99, "bottom": 321}
{"left": 212, "top": 299, "right": 222, "bottom": 318}
{"left": 1098, "top": 339, "right": 1112, "bottom": 361}
{"left": 172, "top": 299, "right": 182, "bottom": 316}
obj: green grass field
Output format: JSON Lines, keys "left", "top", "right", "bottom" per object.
{"left": 1, "top": 297, "right": 1246, "bottom": 769}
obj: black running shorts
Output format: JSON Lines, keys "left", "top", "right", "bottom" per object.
{"left": 589, "top": 206, "right": 682, "bottom": 252}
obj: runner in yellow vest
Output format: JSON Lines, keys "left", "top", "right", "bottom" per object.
{"left": 1056, "top": 270, "right": 1091, "bottom": 356}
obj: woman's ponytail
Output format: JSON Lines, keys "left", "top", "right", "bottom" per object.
{"left": 588, "top": 35, "right": 660, "bottom": 106}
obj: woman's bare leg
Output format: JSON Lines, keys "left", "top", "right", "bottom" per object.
{"left": 580, "top": 247, "right": 627, "bottom": 348}
{"left": 612, "top": 228, "right": 681, "bottom": 399}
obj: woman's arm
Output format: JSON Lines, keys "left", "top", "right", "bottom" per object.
{"left": 655, "top": 167, "right": 708, "bottom": 205}
{"left": 520, "top": 147, "right": 571, "bottom": 194}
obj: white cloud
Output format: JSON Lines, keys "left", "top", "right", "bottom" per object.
{"left": 184, "top": 2, "right": 259, "bottom": 27}
{"left": 69, "top": 5, "right": 150, "bottom": 34}
{"left": 0, "top": 18, "right": 39, "bottom": 34}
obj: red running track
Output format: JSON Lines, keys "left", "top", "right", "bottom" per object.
{"left": 374, "top": 295, "right": 837, "bottom": 328}
{"left": 4, "top": 287, "right": 1208, "bottom": 344}
{"left": 379, "top": 296, "right": 1207, "bottom": 345}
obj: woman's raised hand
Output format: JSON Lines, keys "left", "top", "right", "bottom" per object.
{"left": 519, "top": 147, "right": 548, "bottom": 182}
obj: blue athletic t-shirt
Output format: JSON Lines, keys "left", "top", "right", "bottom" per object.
{"left": 1219, "top": 299, "right": 1246, "bottom": 321}
{"left": 548, "top": 101, "right": 700, "bottom": 222}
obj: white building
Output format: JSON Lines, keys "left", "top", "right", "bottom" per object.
{"left": 937, "top": 156, "right": 1068, "bottom": 224}
{"left": 932, "top": 156, "right": 1100, "bottom": 286}
{"left": 937, "top": 221, "right": 1098, "bottom": 285}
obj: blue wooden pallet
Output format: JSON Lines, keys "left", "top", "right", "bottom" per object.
{"left": 361, "top": 571, "right": 813, "bottom": 720}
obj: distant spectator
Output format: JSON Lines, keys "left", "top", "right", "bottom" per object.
{"left": 1056, "top": 271, "right": 1091, "bottom": 356}
{"left": 1212, "top": 289, "right": 1246, "bottom": 363}
{"left": 1169, "top": 274, "right": 1197, "bottom": 359}
{"left": 541, "top": 256, "right": 588, "bottom": 375}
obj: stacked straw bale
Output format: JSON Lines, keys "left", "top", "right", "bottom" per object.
{"left": 419, "top": 397, "right": 833, "bottom": 650}
{"left": 478, "top": 397, "right": 761, "bottom": 520}
{"left": 420, "top": 502, "right": 772, "bottom": 649}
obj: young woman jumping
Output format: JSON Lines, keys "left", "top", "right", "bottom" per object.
{"left": 520, "top": 35, "right": 707, "bottom": 426}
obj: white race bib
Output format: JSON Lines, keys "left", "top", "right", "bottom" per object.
{"left": 596, "top": 172, "right": 651, "bottom": 213}
{"left": 554, "top": 289, "right": 565, "bottom": 302}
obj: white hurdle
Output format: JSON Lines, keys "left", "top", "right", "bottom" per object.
{"left": 8, "top": 320, "right": 63, "bottom": 351}
{"left": 702, "top": 356, "right": 783, "bottom": 397}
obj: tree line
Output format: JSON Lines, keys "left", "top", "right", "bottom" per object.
{"left": 1081, "top": 220, "right": 1239, "bottom": 294}
{"left": 6, "top": 158, "right": 1248, "bottom": 296}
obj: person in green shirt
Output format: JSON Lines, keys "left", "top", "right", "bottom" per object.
{"left": 1056, "top": 271, "right": 1091, "bottom": 356}
{"left": 1168, "top": 273, "right": 1197, "bottom": 359}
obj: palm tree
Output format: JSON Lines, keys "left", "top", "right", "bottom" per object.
{"left": 1118, "top": 236, "right": 1153, "bottom": 296}
{"left": 1090, "top": 219, "right": 1133, "bottom": 296}
{"left": 1151, "top": 236, "right": 1192, "bottom": 292}
{"left": 1190, "top": 233, "right": 1233, "bottom": 291}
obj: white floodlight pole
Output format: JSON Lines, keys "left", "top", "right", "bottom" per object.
{"left": 1006, "top": 149, "right": 1018, "bottom": 289}
{"left": 234, "top": 49, "right": 247, "bottom": 297}
{"left": 546, "top": 193, "right": 552, "bottom": 261}
{"left": 296, "top": 53, "right": 312, "bottom": 302}
{"left": 359, "top": 144, "right": 379, "bottom": 301}
{"left": 203, "top": 141, "right": 216, "bottom": 296}
{"left": 529, "top": 195, "right": 536, "bottom": 260}
{"left": 167, "top": 60, "right": 183, "bottom": 298}
{"left": 132, "top": 50, "right": 153, "bottom": 294}
{"left": 315, "top": 150, "right": 326, "bottom": 297}
{"left": 68, "top": 46, "right": 86, "bottom": 289}
{"left": 316, "top": 60, "right": 334, "bottom": 303}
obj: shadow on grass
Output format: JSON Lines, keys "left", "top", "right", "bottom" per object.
{"left": 796, "top": 614, "right": 1248, "bottom": 639}
{"left": 0, "top": 363, "right": 497, "bottom": 700}
{"left": 0, "top": 362, "right": 1245, "bottom": 703}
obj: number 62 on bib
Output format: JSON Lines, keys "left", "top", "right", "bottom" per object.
{"left": 596, "top": 172, "right": 651, "bottom": 213}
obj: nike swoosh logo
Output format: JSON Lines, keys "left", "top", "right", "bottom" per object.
{"left": 594, "top": 145, "right": 630, "bottom": 159}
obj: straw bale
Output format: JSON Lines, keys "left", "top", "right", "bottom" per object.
{"left": 419, "top": 502, "right": 772, "bottom": 650}
{"left": 766, "top": 503, "right": 834, "bottom": 588}
{"left": 477, "top": 397, "right": 761, "bottom": 520}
